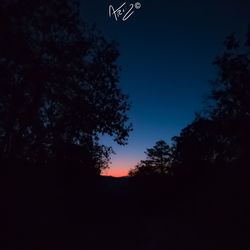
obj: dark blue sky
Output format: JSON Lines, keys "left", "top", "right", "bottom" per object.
{"left": 81, "top": 0, "right": 250, "bottom": 176}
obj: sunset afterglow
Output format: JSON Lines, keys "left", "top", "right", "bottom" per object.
{"left": 102, "top": 167, "right": 128, "bottom": 177}
{"left": 102, "top": 158, "right": 139, "bottom": 177}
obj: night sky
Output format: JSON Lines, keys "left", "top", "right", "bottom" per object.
{"left": 81, "top": 0, "right": 250, "bottom": 176}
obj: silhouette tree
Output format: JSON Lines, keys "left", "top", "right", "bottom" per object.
{"left": 0, "top": 0, "right": 131, "bottom": 173}
{"left": 208, "top": 28, "right": 250, "bottom": 168}
{"left": 129, "top": 140, "right": 172, "bottom": 176}
{"left": 171, "top": 26, "right": 250, "bottom": 179}
{"left": 171, "top": 116, "right": 220, "bottom": 179}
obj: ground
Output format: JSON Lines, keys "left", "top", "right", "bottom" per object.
{"left": 2, "top": 168, "right": 250, "bottom": 250}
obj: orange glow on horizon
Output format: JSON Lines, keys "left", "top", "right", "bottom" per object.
{"left": 102, "top": 167, "right": 129, "bottom": 177}
{"left": 101, "top": 158, "right": 138, "bottom": 177}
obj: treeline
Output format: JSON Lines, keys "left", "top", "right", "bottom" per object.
{"left": 129, "top": 30, "right": 250, "bottom": 187}
{"left": 0, "top": 0, "right": 131, "bottom": 175}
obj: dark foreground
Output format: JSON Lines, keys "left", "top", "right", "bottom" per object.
{"left": 1, "top": 164, "right": 250, "bottom": 250}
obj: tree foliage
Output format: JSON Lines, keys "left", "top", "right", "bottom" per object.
{"left": 0, "top": 0, "right": 131, "bottom": 173}
{"left": 130, "top": 26, "right": 250, "bottom": 180}
{"left": 129, "top": 140, "right": 172, "bottom": 176}
{"left": 172, "top": 26, "right": 250, "bottom": 178}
